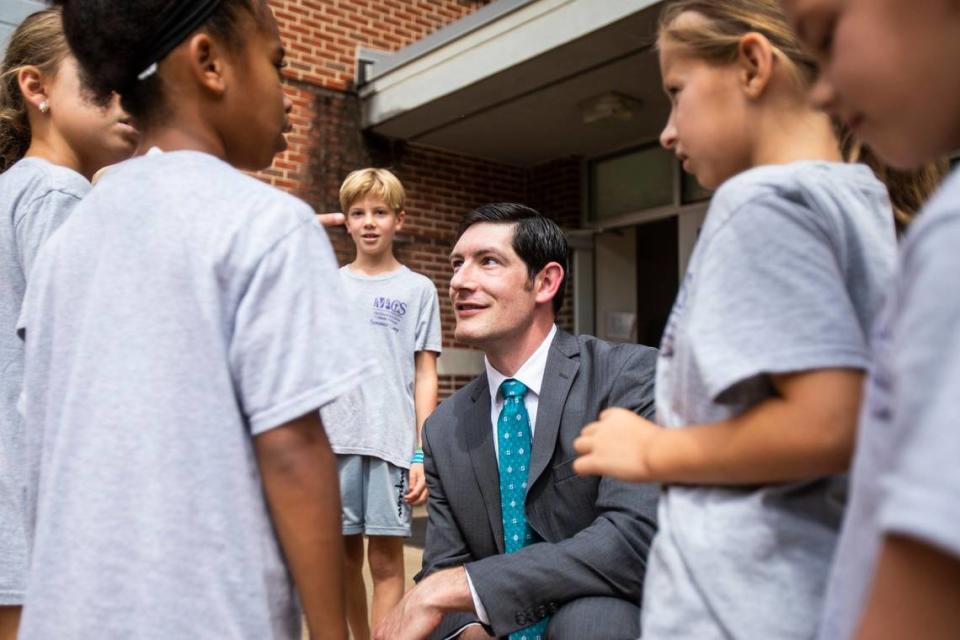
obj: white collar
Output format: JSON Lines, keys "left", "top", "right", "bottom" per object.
{"left": 485, "top": 324, "right": 558, "bottom": 403}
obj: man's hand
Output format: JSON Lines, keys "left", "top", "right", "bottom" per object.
{"left": 374, "top": 567, "right": 473, "bottom": 640}
{"left": 316, "top": 212, "right": 346, "bottom": 227}
{"left": 573, "top": 408, "right": 661, "bottom": 482}
{"left": 405, "top": 462, "right": 428, "bottom": 505}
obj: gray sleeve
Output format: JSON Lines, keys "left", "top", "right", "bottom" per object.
{"left": 417, "top": 418, "right": 477, "bottom": 579}
{"left": 878, "top": 213, "right": 960, "bottom": 558}
{"left": 416, "top": 280, "right": 442, "bottom": 353}
{"left": 230, "top": 221, "right": 375, "bottom": 435}
{"left": 416, "top": 418, "right": 485, "bottom": 638}
{"left": 689, "top": 196, "right": 871, "bottom": 402}
{"left": 15, "top": 190, "right": 81, "bottom": 278}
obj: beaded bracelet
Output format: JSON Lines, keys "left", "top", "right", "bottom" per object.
{"left": 411, "top": 448, "right": 424, "bottom": 465}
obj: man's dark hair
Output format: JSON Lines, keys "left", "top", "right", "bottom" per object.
{"left": 457, "top": 203, "right": 569, "bottom": 315}
{"left": 55, "top": 0, "right": 268, "bottom": 127}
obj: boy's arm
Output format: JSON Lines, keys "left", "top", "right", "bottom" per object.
{"left": 575, "top": 368, "right": 862, "bottom": 485}
{"left": 255, "top": 412, "right": 347, "bottom": 640}
{"left": 855, "top": 535, "right": 960, "bottom": 640}
{"left": 406, "top": 350, "right": 439, "bottom": 505}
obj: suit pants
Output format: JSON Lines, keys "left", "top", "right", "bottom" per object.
{"left": 545, "top": 596, "right": 641, "bottom": 640}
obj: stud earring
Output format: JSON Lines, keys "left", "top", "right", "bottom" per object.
{"left": 38, "top": 100, "right": 50, "bottom": 114}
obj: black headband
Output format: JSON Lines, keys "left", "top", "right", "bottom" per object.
{"left": 136, "top": 0, "right": 224, "bottom": 81}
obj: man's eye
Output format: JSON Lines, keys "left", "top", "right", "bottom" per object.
{"left": 482, "top": 257, "right": 499, "bottom": 266}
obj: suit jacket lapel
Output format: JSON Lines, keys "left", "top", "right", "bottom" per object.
{"left": 527, "top": 330, "right": 580, "bottom": 491}
{"left": 465, "top": 373, "right": 505, "bottom": 553}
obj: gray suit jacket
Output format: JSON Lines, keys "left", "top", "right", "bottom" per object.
{"left": 418, "top": 330, "right": 659, "bottom": 638}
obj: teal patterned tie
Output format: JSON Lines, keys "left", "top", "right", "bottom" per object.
{"left": 497, "top": 379, "right": 549, "bottom": 640}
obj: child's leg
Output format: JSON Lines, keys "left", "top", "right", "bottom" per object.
{"left": 338, "top": 454, "right": 370, "bottom": 640}
{"left": 367, "top": 535, "right": 405, "bottom": 629}
{"left": 343, "top": 534, "right": 370, "bottom": 640}
{"left": 362, "top": 458, "right": 412, "bottom": 629}
{"left": 0, "top": 606, "right": 21, "bottom": 640}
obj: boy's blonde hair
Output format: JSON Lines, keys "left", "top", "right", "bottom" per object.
{"left": 657, "top": 0, "right": 818, "bottom": 91}
{"left": 339, "top": 168, "right": 405, "bottom": 214}
{"left": 0, "top": 8, "right": 71, "bottom": 172}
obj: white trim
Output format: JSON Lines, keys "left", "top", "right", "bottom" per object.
{"left": 361, "top": 0, "right": 660, "bottom": 128}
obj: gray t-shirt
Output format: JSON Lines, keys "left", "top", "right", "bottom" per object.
{"left": 642, "top": 162, "right": 897, "bottom": 639}
{"left": 0, "top": 157, "right": 89, "bottom": 604}
{"left": 16, "top": 151, "right": 374, "bottom": 639}
{"left": 320, "top": 265, "right": 441, "bottom": 468}
{"left": 818, "top": 168, "right": 960, "bottom": 639}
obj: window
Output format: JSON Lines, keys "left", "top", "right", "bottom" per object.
{"left": 590, "top": 144, "right": 674, "bottom": 220}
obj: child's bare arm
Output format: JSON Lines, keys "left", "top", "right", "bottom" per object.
{"left": 855, "top": 534, "right": 960, "bottom": 640}
{"left": 575, "top": 368, "right": 862, "bottom": 485}
{"left": 413, "top": 350, "right": 439, "bottom": 443}
{"left": 255, "top": 412, "right": 347, "bottom": 639}
{"left": 406, "top": 350, "right": 439, "bottom": 505}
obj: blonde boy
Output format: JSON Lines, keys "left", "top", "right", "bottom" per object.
{"left": 320, "top": 168, "right": 441, "bottom": 639}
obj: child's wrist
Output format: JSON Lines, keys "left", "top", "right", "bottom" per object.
{"left": 411, "top": 447, "right": 424, "bottom": 465}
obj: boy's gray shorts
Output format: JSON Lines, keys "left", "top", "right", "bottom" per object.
{"left": 337, "top": 454, "right": 411, "bottom": 537}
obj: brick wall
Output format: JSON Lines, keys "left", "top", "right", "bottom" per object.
{"left": 259, "top": 0, "right": 585, "bottom": 398}
{"left": 270, "top": 0, "right": 492, "bottom": 91}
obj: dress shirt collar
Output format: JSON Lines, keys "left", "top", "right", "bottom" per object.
{"left": 484, "top": 324, "right": 558, "bottom": 404}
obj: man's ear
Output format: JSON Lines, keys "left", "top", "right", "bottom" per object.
{"left": 534, "top": 262, "right": 565, "bottom": 307}
{"left": 186, "top": 32, "right": 228, "bottom": 96}
{"left": 17, "top": 65, "right": 48, "bottom": 111}
{"left": 737, "top": 32, "right": 776, "bottom": 99}
{"left": 395, "top": 209, "right": 406, "bottom": 230}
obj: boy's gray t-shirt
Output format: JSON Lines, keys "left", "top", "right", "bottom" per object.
{"left": 320, "top": 265, "right": 441, "bottom": 468}
{"left": 641, "top": 162, "right": 897, "bottom": 639}
{"left": 0, "top": 158, "right": 89, "bottom": 604}
{"left": 16, "top": 151, "right": 374, "bottom": 639}
{"left": 818, "top": 168, "right": 960, "bottom": 640}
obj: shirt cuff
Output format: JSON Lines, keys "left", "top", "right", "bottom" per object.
{"left": 464, "top": 567, "right": 490, "bottom": 625}
{"left": 441, "top": 623, "right": 486, "bottom": 640}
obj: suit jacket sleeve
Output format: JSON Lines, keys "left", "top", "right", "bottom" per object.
{"left": 465, "top": 346, "right": 660, "bottom": 636}
{"left": 417, "top": 415, "right": 486, "bottom": 639}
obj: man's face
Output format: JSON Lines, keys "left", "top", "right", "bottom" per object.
{"left": 783, "top": 0, "right": 960, "bottom": 168}
{"left": 449, "top": 223, "right": 537, "bottom": 349}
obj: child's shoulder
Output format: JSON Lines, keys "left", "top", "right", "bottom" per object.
{"left": 2, "top": 157, "right": 90, "bottom": 210}
{"left": 111, "top": 151, "right": 315, "bottom": 232}
{"left": 397, "top": 266, "right": 438, "bottom": 291}
{"left": 709, "top": 161, "right": 888, "bottom": 234}
{"left": 903, "top": 167, "right": 960, "bottom": 255}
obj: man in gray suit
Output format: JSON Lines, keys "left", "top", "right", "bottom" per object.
{"left": 376, "top": 203, "right": 658, "bottom": 640}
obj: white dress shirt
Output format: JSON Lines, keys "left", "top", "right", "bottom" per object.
{"left": 461, "top": 324, "right": 558, "bottom": 631}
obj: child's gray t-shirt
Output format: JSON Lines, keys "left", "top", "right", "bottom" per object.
{"left": 642, "top": 162, "right": 897, "bottom": 639}
{"left": 818, "top": 168, "right": 960, "bottom": 640}
{"left": 16, "top": 151, "right": 374, "bottom": 640}
{"left": 0, "top": 157, "right": 89, "bottom": 604}
{"left": 320, "top": 265, "right": 441, "bottom": 468}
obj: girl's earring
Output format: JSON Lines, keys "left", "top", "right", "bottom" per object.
{"left": 38, "top": 100, "right": 50, "bottom": 114}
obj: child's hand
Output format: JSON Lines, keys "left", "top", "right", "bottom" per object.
{"left": 405, "top": 463, "right": 428, "bottom": 505}
{"left": 315, "top": 212, "right": 345, "bottom": 227}
{"left": 573, "top": 408, "right": 661, "bottom": 482}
